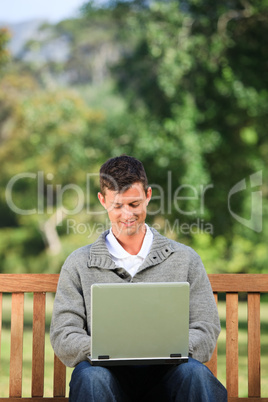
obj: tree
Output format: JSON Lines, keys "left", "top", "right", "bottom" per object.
{"left": 0, "top": 72, "right": 106, "bottom": 273}
{"left": 1, "top": 1, "right": 267, "bottom": 274}
{"left": 83, "top": 0, "right": 268, "bottom": 273}
{"left": 101, "top": 0, "right": 268, "bottom": 234}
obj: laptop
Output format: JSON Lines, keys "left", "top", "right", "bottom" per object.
{"left": 88, "top": 282, "right": 189, "bottom": 366}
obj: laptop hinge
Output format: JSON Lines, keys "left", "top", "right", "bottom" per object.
{"left": 98, "top": 355, "right": 110, "bottom": 359}
{"left": 170, "top": 353, "right": 182, "bottom": 358}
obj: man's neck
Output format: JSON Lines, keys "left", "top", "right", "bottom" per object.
{"left": 112, "top": 225, "right": 147, "bottom": 255}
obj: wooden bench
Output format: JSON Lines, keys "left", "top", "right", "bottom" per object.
{"left": 0, "top": 273, "right": 268, "bottom": 401}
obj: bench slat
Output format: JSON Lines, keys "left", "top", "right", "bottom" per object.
{"left": 208, "top": 274, "right": 268, "bottom": 292}
{"left": 1, "top": 273, "right": 268, "bottom": 293}
{"left": 53, "top": 355, "right": 66, "bottom": 397}
{"left": 0, "top": 399, "right": 68, "bottom": 402}
{"left": 0, "top": 274, "right": 59, "bottom": 293}
{"left": 9, "top": 293, "right": 24, "bottom": 398}
{"left": 32, "top": 293, "right": 46, "bottom": 397}
{"left": 228, "top": 398, "right": 268, "bottom": 402}
{"left": 226, "top": 293, "right": 239, "bottom": 397}
{"left": 205, "top": 293, "right": 218, "bottom": 376}
{"left": 248, "top": 293, "right": 261, "bottom": 397}
{"left": 2, "top": 398, "right": 267, "bottom": 402}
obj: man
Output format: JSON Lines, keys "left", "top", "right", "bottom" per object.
{"left": 50, "top": 155, "right": 227, "bottom": 401}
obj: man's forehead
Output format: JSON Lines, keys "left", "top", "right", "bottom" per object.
{"left": 106, "top": 183, "right": 146, "bottom": 201}
{"left": 113, "top": 195, "right": 144, "bottom": 203}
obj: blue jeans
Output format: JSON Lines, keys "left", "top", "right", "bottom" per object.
{"left": 69, "top": 358, "right": 227, "bottom": 402}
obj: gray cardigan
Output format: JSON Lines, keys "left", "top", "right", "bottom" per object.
{"left": 50, "top": 227, "right": 221, "bottom": 367}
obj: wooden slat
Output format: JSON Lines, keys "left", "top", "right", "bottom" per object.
{"left": 248, "top": 293, "right": 261, "bottom": 397}
{"left": 226, "top": 293, "right": 239, "bottom": 397}
{"left": 53, "top": 355, "right": 66, "bottom": 397}
{"left": 0, "top": 398, "right": 68, "bottom": 401}
{"left": 1, "top": 273, "right": 268, "bottom": 293}
{"left": 228, "top": 398, "right": 268, "bottom": 402}
{"left": 32, "top": 293, "right": 46, "bottom": 397}
{"left": 10, "top": 398, "right": 268, "bottom": 402}
{"left": 208, "top": 274, "right": 268, "bottom": 293}
{"left": 0, "top": 274, "right": 59, "bottom": 293}
{"left": 9, "top": 293, "right": 24, "bottom": 398}
{"left": 205, "top": 293, "right": 218, "bottom": 376}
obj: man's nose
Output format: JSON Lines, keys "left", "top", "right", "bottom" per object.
{"left": 121, "top": 205, "right": 134, "bottom": 218}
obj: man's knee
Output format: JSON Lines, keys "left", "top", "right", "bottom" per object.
{"left": 70, "top": 362, "right": 123, "bottom": 402}
{"left": 175, "top": 358, "right": 205, "bottom": 375}
{"left": 170, "top": 358, "right": 222, "bottom": 389}
{"left": 70, "top": 362, "right": 112, "bottom": 387}
{"left": 170, "top": 358, "right": 227, "bottom": 401}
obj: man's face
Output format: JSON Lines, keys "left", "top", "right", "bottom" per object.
{"left": 98, "top": 182, "right": 152, "bottom": 238}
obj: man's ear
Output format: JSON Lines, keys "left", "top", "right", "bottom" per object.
{"left": 146, "top": 187, "right": 152, "bottom": 205}
{"left": 98, "top": 192, "right": 106, "bottom": 209}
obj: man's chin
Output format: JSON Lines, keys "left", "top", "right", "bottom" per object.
{"left": 120, "top": 225, "right": 138, "bottom": 236}
{"left": 113, "top": 222, "right": 144, "bottom": 237}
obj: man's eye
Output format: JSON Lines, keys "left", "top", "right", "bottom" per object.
{"left": 114, "top": 205, "right": 122, "bottom": 209}
{"left": 131, "top": 203, "right": 140, "bottom": 208}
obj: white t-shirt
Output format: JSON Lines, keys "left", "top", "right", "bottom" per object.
{"left": 105, "top": 224, "right": 153, "bottom": 277}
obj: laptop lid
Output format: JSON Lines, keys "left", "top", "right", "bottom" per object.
{"left": 89, "top": 282, "right": 189, "bottom": 366}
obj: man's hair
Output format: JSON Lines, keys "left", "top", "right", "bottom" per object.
{"left": 99, "top": 155, "right": 148, "bottom": 195}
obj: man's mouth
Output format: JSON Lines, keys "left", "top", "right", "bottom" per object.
{"left": 121, "top": 220, "right": 136, "bottom": 227}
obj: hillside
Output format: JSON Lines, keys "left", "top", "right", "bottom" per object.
{"left": 0, "top": 15, "right": 124, "bottom": 85}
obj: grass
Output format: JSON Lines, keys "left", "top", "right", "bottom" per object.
{"left": 0, "top": 294, "right": 268, "bottom": 398}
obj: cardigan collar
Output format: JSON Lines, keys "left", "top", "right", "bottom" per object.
{"left": 87, "top": 227, "right": 174, "bottom": 271}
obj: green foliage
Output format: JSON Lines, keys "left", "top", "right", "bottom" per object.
{"left": 0, "top": 28, "right": 10, "bottom": 70}
{"left": 97, "top": 0, "right": 268, "bottom": 272}
{"left": 0, "top": 0, "right": 267, "bottom": 274}
{"left": 110, "top": 0, "right": 268, "bottom": 234}
{"left": 0, "top": 72, "right": 106, "bottom": 273}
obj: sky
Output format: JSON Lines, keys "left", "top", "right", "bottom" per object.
{"left": 0, "top": 0, "right": 87, "bottom": 23}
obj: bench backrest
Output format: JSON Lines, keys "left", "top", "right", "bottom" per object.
{"left": 0, "top": 274, "right": 66, "bottom": 401}
{"left": 205, "top": 274, "right": 268, "bottom": 402}
{"left": 0, "top": 273, "right": 268, "bottom": 401}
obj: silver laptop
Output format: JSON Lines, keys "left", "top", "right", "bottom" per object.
{"left": 88, "top": 282, "right": 189, "bottom": 366}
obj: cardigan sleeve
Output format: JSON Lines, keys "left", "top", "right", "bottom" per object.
{"left": 187, "top": 252, "right": 221, "bottom": 363}
{"left": 50, "top": 261, "right": 91, "bottom": 367}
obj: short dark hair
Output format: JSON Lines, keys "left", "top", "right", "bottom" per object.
{"left": 99, "top": 155, "right": 148, "bottom": 195}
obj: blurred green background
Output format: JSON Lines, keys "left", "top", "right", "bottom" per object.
{"left": 0, "top": 0, "right": 267, "bottom": 275}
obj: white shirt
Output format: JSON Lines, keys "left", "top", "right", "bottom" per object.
{"left": 105, "top": 224, "right": 153, "bottom": 277}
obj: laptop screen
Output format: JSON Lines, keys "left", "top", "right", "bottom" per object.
{"left": 90, "top": 282, "right": 189, "bottom": 362}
